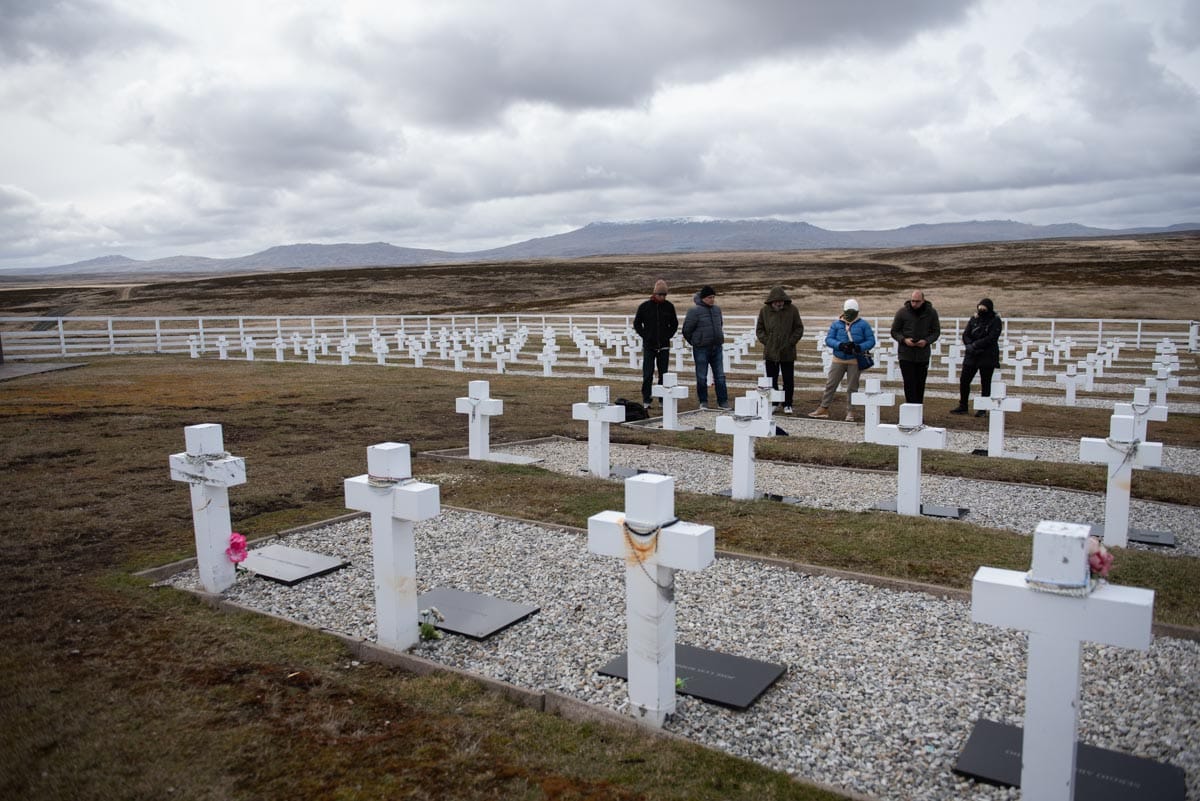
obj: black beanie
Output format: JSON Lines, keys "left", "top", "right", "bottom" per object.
{"left": 978, "top": 298, "right": 994, "bottom": 313}
{"left": 700, "top": 285, "right": 716, "bottom": 299}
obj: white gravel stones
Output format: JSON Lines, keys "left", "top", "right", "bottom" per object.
{"left": 501, "top": 438, "right": 1200, "bottom": 558}
{"left": 165, "top": 509, "right": 1200, "bottom": 801}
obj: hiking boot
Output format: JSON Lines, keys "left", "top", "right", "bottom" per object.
{"left": 807, "top": 407, "right": 829, "bottom": 419}
{"left": 844, "top": 411, "right": 855, "bottom": 422}
{"left": 950, "top": 405, "right": 968, "bottom": 415}
{"left": 782, "top": 405, "right": 794, "bottom": 415}
{"left": 717, "top": 403, "right": 732, "bottom": 411}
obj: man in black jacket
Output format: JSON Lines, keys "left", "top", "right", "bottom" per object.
{"left": 633, "top": 279, "right": 679, "bottom": 408}
{"left": 890, "top": 289, "right": 941, "bottom": 404}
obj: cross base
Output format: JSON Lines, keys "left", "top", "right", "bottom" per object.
{"left": 953, "top": 719, "right": 1185, "bottom": 801}
{"left": 417, "top": 587, "right": 539, "bottom": 639}
{"left": 715, "top": 488, "right": 762, "bottom": 501}
{"left": 598, "top": 643, "right": 786, "bottom": 710}
{"left": 873, "top": 498, "right": 968, "bottom": 519}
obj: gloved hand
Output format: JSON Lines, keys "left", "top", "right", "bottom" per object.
{"left": 838, "top": 341, "right": 854, "bottom": 354}
{"left": 850, "top": 342, "right": 862, "bottom": 354}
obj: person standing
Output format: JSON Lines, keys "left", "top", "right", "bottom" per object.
{"left": 681, "top": 285, "right": 730, "bottom": 410}
{"left": 755, "top": 286, "right": 804, "bottom": 414}
{"left": 890, "top": 289, "right": 940, "bottom": 404}
{"left": 633, "top": 279, "right": 679, "bottom": 410}
{"left": 951, "top": 298, "right": 1003, "bottom": 416}
{"left": 809, "top": 299, "right": 876, "bottom": 420}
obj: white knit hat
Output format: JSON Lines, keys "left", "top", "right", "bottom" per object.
{"left": 843, "top": 298, "right": 859, "bottom": 312}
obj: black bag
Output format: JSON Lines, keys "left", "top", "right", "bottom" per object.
{"left": 615, "top": 398, "right": 649, "bottom": 421}
{"left": 857, "top": 352, "right": 875, "bottom": 370}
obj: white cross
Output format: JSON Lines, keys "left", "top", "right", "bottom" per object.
{"left": 674, "top": 346, "right": 686, "bottom": 373}
{"left": 1011, "top": 356, "right": 1031, "bottom": 387}
{"left": 651, "top": 372, "right": 689, "bottom": 431}
{"left": 451, "top": 347, "right": 466, "bottom": 371}
{"left": 1113, "top": 387, "right": 1168, "bottom": 443}
{"left": 291, "top": 332, "right": 303, "bottom": 356}
{"left": 1079, "top": 414, "right": 1162, "bottom": 548}
{"left": 714, "top": 396, "right": 775, "bottom": 500}
{"left": 318, "top": 333, "right": 330, "bottom": 356}
{"left": 942, "top": 347, "right": 962, "bottom": 384}
{"left": 168, "top": 424, "right": 247, "bottom": 594}
{"left": 494, "top": 352, "right": 507, "bottom": 374}
{"left": 874, "top": 403, "right": 948, "bottom": 516}
{"left": 187, "top": 335, "right": 200, "bottom": 358}
{"left": 850, "top": 377, "right": 896, "bottom": 444}
{"left": 753, "top": 376, "right": 784, "bottom": 421}
{"left": 1033, "top": 347, "right": 1048, "bottom": 375}
{"left": 975, "top": 383, "right": 1032, "bottom": 459}
{"left": 1145, "top": 366, "right": 1179, "bottom": 406}
{"left": 571, "top": 386, "right": 626, "bottom": 478}
{"left": 455, "top": 380, "right": 504, "bottom": 460}
{"left": 338, "top": 342, "right": 352, "bottom": 365}
{"left": 344, "top": 443, "right": 440, "bottom": 651}
{"left": 216, "top": 335, "right": 229, "bottom": 360}
{"left": 273, "top": 336, "right": 287, "bottom": 362}
{"left": 587, "top": 474, "right": 715, "bottom": 727}
{"left": 1055, "top": 364, "right": 1086, "bottom": 405}
{"left": 972, "top": 520, "right": 1154, "bottom": 801}
{"left": 372, "top": 338, "right": 389, "bottom": 365}
{"left": 305, "top": 339, "right": 317, "bottom": 363}
{"left": 241, "top": 336, "right": 256, "bottom": 361}
{"left": 536, "top": 350, "right": 556, "bottom": 376}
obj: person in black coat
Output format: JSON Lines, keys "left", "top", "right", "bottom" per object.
{"left": 633, "top": 279, "right": 679, "bottom": 408}
{"left": 951, "top": 298, "right": 1003, "bottom": 415}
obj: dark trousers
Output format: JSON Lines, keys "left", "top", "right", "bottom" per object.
{"left": 641, "top": 348, "right": 670, "bottom": 403}
{"left": 899, "top": 360, "right": 930, "bottom": 404}
{"left": 763, "top": 360, "right": 795, "bottom": 406}
{"left": 959, "top": 361, "right": 996, "bottom": 406}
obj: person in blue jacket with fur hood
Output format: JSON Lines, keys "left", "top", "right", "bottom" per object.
{"left": 808, "top": 298, "right": 876, "bottom": 421}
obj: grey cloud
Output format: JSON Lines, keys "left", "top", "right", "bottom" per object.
{"left": 0, "top": 183, "right": 114, "bottom": 261}
{"left": 319, "top": 0, "right": 980, "bottom": 127}
{"left": 0, "top": 0, "right": 174, "bottom": 63}
{"left": 128, "top": 85, "right": 391, "bottom": 187}
{"left": 1025, "top": 6, "right": 1198, "bottom": 120}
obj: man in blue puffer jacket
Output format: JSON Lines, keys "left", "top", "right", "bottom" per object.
{"left": 681, "top": 285, "right": 730, "bottom": 410}
{"left": 808, "top": 299, "right": 876, "bottom": 421}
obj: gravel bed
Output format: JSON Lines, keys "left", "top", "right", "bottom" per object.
{"left": 501, "top": 438, "right": 1200, "bottom": 559}
{"left": 633, "top": 409, "right": 1200, "bottom": 475}
{"left": 165, "top": 509, "right": 1200, "bottom": 801}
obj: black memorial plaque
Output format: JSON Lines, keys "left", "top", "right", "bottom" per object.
{"left": 418, "top": 587, "right": 539, "bottom": 640}
{"left": 874, "top": 498, "right": 967, "bottom": 519}
{"left": 598, "top": 644, "right": 786, "bottom": 710}
{"left": 609, "top": 465, "right": 646, "bottom": 479}
{"left": 1076, "top": 522, "right": 1175, "bottom": 549}
{"left": 953, "top": 719, "right": 1186, "bottom": 801}
{"left": 241, "top": 544, "right": 349, "bottom": 586}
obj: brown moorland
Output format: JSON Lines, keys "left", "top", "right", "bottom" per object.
{"left": 1, "top": 235, "right": 1197, "bottom": 801}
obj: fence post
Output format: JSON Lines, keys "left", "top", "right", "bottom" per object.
{"left": 107, "top": 319, "right": 115, "bottom": 354}
{"left": 155, "top": 319, "right": 162, "bottom": 352}
{"left": 1136, "top": 320, "right": 1143, "bottom": 349}
{"left": 1190, "top": 321, "right": 1199, "bottom": 352}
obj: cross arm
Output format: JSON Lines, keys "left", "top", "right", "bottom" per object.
{"left": 971, "top": 566, "right": 1153, "bottom": 650}
{"left": 169, "top": 452, "right": 247, "bottom": 487}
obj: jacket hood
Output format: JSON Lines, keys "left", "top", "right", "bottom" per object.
{"left": 764, "top": 286, "right": 791, "bottom": 305}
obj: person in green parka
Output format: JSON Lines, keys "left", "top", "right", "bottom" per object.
{"left": 755, "top": 286, "right": 805, "bottom": 414}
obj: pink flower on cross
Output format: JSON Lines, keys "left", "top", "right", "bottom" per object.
{"left": 226, "top": 532, "right": 248, "bottom": 564}
{"left": 1086, "top": 535, "right": 1114, "bottom": 578}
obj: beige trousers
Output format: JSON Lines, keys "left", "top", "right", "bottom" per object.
{"left": 820, "top": 360, "right": 861, "bottom": 408}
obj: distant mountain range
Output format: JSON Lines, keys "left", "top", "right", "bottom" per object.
{"left": 9, "top": 218, "right": 1200, "bottom": 277}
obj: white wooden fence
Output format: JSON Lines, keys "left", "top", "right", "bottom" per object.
{"left": 0, "top": 314, "right": 1196, "bottom": 361}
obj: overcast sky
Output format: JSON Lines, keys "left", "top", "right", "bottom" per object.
{"left": 2, "top": 0, "right": 1198, "bottom": 270}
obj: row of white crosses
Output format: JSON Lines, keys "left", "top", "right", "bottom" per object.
{"left": 169, "top": 428, "right": 1161, "bottom": 800}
